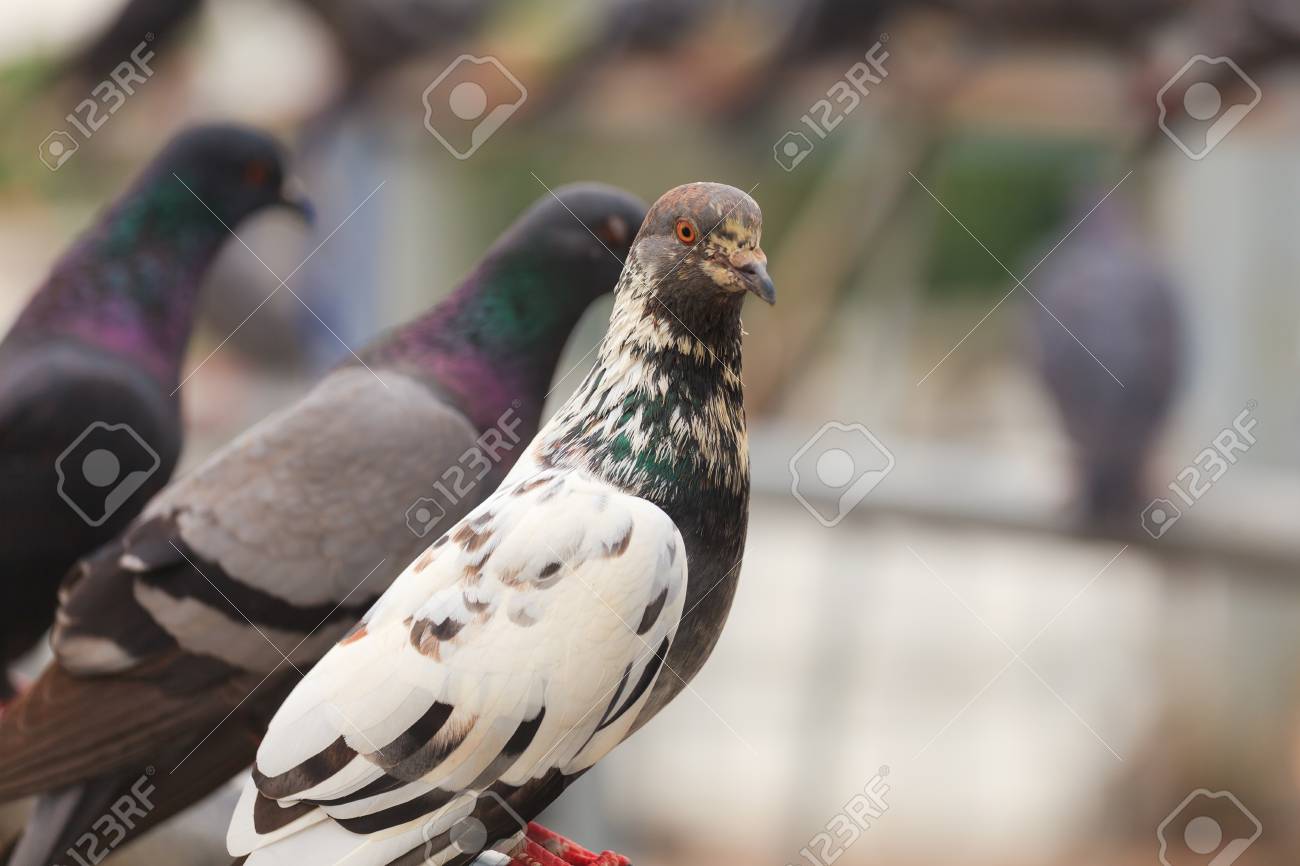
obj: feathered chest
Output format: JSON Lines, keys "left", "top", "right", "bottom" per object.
{"left": 541, "top": 339, "right": 748, "bottom": 530}
{"left": 535, "top": 333, "right": 751, "bottom": 714}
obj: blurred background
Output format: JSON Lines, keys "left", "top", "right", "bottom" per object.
{"left": 3, "top": 0, "right": 1300, "bottom": 864}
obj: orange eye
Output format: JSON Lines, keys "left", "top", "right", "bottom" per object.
{"left": 675, "top": 218, "right": 697, "bottom": 245}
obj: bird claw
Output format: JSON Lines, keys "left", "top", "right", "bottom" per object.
{"left": 511, "top": 822, "right": 631, "bottom": 866}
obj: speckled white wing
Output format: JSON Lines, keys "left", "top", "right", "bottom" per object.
{"left": 228, "top": 462, "right": 687, "bottom": 866}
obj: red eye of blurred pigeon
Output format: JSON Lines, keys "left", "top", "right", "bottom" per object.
{"left": 596, "top": 215, "right": 630, "bottom": 250}
{"left": 0, "top": 184, "right": 645, "bottom": 866}
{"left": 244, "top": 160, "right": 271, "bottom": 187}
{"left": 223, "top": 182, "right": 773, "bottom": 866}
{"left": 0, "top": 123, "right": 305, "bottom": 712}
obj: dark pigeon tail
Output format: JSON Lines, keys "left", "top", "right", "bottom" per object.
{"left": 5, "top": 775, "right": 129, "bottom": 866}
{"left": 5, "top": 716, "right": 268, "bottom": 866}
{"left": 1082, "top": 459, "right": 1145, "bottom": 530}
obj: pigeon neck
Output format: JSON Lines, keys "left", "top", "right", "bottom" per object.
{"left": 367, "top": 252, "right": 597, "bottom": 436}
{"left": 15, "top": 181, "right": 234, "bottom": 386}
{"left": 536, "top": 259, "right": 750, "bottom": 509}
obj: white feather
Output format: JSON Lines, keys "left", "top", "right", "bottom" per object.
{"left": 228, "top": 454, "right": 687, "bottom": 864}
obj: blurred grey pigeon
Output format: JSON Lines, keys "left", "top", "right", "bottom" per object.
{"left": 0, "top": 124, "right": 307, "bottom": 704}
{"left": 226, "top": 182, "right": 774, "bottom": 866}
{"left": 0, "top": 184, "right": 645, "bottom": 866}
{"left": 1026, "top": 189, "right": 1183, "bottom": 528}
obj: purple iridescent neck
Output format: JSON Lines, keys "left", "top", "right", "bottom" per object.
{"left": 362, "top": 250, "right": 603, "bottom": 437}
{"left": 12, "top": 180, "right": 235, "bottom": 387}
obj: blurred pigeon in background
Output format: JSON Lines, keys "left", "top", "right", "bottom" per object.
{"left": 952, "top": 0, "right": 1181, "bottom": 44}
{"left": 0, "top": 124, "right": 307, "bottom": 708}
{"left": 1026, "top": 188, "right": 1183, "bottom": 529}
{"left": 0, "top": 184, "right": 645, "bottom": 866}
{"left": 63, "top": 0, "right": 486, "bottom": 95}
{"left": 226, "top": 182, "right": 773, "bottom": 866}
{"left": 1194, "top": 0, "right": 1300, "bottom": 77}
{"left": 298, "top": 0, "right": 492, "bottom": 106}
{"left": 65, "top": 0, "right": 202, "bottom": 83}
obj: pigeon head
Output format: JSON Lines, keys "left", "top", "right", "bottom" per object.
{"left": 360, "top": 184, "right": 646, "bottom": 436}
{"left": 537, "top": 182, "right": 771, "bottom": 506}
{"left": 433, "top": 183, "right": 647, "bottom": 352}
{"left": 142, "top": 124, "right": 312, "bottom": 227}
{"left": 631, "top": 182, "right": 775, "bottom": 309}
{"left": 488, "top": 182, "right": 647, "bottom": 305}
{"left": 9, "top": 125, "right": 312, "bottom": 387}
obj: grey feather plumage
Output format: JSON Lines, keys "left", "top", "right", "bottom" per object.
{"left": 1027, "top": 192, "right": 1183, "bottom": 526}
{"left": 57, "top": 367, "right": 482, "bottom": 674}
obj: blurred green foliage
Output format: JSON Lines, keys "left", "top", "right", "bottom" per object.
{"left": 0, "top": 57, "right": 61, "bottom": 190}
{"left": 924, "top": 132, "right": 1105, "bottom": 299}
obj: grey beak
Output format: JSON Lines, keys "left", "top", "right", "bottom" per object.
{"left": 277, "top": 177, "right": 315, "bottom": 223}
{"left": 739, "top": 259, "right": 776, "bottom": 305}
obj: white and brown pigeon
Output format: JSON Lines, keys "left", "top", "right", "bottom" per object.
{"left": 0, "top": 185, "right": 646, "bottom": 866}
{"left": 225, "top": 182, "right": 774, "bottom": 866}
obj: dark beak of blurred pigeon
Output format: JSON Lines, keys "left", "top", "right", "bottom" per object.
{"left": 277, "top": 177, "right": 315, "bottom": 223}
{"left": 732, "top": 249, "right": 776, "bottom": 305}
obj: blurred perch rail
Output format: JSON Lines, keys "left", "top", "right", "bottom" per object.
{"left": 751, "top": 428, "right": 1300, "bottom": 578}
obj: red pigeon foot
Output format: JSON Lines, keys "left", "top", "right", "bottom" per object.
{"left": 511, "top": 823, "right": 631, "bottom": 866}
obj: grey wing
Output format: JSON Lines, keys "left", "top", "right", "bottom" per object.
{"left": 0, "top": 369, "right": 488, "bottom": 802}
{"left": 56, "top": 367, "right": 485, "bottom": 674}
